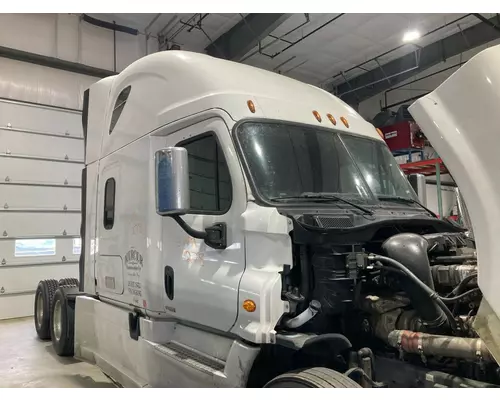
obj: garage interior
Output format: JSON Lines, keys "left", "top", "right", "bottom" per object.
{"left": 0, "top": 12, "right": 499, "bottom": 388}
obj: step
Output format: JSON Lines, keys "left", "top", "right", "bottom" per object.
{"left": 152, "top": 340, "right": 226, "bottom": 376}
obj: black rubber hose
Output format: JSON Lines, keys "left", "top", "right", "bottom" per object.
{"left": 441, "top": 288, "right": 481, "bottom": 303}
{"left": 447, "top": 273, "right": 479, "bottom": 316}
{"left": 446, "top": 273, "right": 478, "bottom": 298}
{"left": 370, "top": 254, "right": 459, "bottom": 333}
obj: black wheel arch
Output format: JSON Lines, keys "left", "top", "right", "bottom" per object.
{"left": 246, "top": 333, "right": 353, "bottom": 387}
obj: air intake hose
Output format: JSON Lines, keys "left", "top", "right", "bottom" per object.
{"left": 380, "top": 233, "right": 450, "bottom": 331}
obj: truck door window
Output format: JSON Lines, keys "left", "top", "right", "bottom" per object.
{"left": 103, "top": 178, "right": 116, "bottom": 229}
{"left": 178, "top": 133, "right": 231, "bottom": 213}
{"left": 109, "top": 86, "right": 131, "bottom": 134}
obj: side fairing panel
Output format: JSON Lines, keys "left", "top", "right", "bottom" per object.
{"left": 83, "top": 161, "right": 99, "bottom": 294}
{"left": 409, "top": 44, "right": 500, "bottom": 362}
{"left": 86, "top": 76, "right": 115, "bottom": 165}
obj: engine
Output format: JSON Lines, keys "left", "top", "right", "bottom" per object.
{"left": 278, "top": 215, "right": 497, "bottom": 388}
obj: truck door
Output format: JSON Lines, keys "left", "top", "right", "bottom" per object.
{"left": 157, "top": 118, "right": 246, "bottom": 332}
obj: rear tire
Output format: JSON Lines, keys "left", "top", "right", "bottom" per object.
{"left": 58, "top": 278, "right": 79, "bottom": 287}
{"left": 264, "top": 367, "right": 362, "bottom": 388}
{"left": 34, "top": 279, "right": 59, "bottom": 340}
{"left": 50, "top": 288, "right": 75, "bottom": 356}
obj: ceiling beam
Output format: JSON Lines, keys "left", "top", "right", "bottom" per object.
{"left": 0, "top": 45, "right": 115, "bottom": 78}
{"left": 205, "top": 14, "right": 291, "bottom": 61}
{"left": 331, "top": 14, "right": 500, "bottom": 106}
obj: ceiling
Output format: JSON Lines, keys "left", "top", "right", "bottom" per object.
{"left": 89, "top": 13, "right": 497, "bottom": 89}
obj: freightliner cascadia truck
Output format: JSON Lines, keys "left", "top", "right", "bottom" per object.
{"left": 33, "top": 47, "right": 500, "bottom": 388}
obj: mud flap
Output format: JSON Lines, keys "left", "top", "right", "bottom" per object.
{"left": 128, "top": 312, "right": 141, "bottom": 341}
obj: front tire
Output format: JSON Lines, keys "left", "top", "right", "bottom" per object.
{"left": 34, "top": 279, "right": 59, "bottom": 340}
{"left": 264, "top": 367, "right": 362, "bottom": 388}
{"left": 50, "top": 288, "right": 75, "bottom": 356}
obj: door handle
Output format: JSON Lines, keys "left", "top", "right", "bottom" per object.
{"left": 164, "top": 266, "right": 174, "bottom": 300}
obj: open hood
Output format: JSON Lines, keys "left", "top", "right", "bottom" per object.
{"left": 409, "top": 44, "right": 500, "bottom": 362}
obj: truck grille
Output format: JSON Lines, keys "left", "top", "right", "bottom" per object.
{"left": 314, "top": 215, "right": 354, "bottom": 229}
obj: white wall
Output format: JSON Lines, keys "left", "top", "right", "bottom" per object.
{"left": 0, "top": 58, "right": 97, "bottom": 110}
{"left": 0, "top": 13, "right": 159, "bottom": 109}
{"left": 358, "top": 39, "right": 500, "bottom": 121}
{"left": 0, "top": 14, "right": 160, "bottom": 318}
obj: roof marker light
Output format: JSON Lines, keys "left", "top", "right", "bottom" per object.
{"left": 247, "top": 100, "right": 256, "bottom": 113}
{"left": 340, "top": 116, "right": 349, "bottom": 128}
{"left": 327, "top": 113, "right": 337, "bottom": 125}
{"left": 313, "top": 110, "right": 322, "bottom": 122}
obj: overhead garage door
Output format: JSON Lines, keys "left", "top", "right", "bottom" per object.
{"left": 0, "top": 98, "right": 83, "bottom": 320}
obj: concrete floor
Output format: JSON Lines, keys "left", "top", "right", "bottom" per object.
{"left": 0, "top": 317, "right": 116, "bottom": 388}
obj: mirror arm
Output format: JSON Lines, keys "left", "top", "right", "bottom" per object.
{"left": 172, "top": 215, "right": 227, "bottom": 250}
{"left": 172, "top": 215, "right": 207, "bottom": 240}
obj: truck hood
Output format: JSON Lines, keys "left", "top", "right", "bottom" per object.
{"left": 409, "top": 44, "right": 500, "bottom": 363}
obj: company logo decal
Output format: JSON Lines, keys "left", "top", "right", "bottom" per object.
{"left": 124, "top": 249, "right": 143, "bottom": 271}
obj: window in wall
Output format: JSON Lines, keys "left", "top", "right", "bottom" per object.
{"left": 15, "top": 239, "right": 56, "bottom": 257}
{"left": 103, "top": 178, "right": 116, "bottom": 229}
{"left": 73, "top": 238, "right": 82, "bottom": 255}
{"left": 178, "top": 133, "right": 232, "bottom": 213}
{"left": 109, "top": 86, "right": 131, "bottom": 134}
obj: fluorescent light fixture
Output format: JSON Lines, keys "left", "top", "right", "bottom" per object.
{"left": 402, "top": 30, "right": 421, "bottom": 43}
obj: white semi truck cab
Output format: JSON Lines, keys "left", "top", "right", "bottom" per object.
{"left": 33, "top": 48, "right": 500, "bottom": 388}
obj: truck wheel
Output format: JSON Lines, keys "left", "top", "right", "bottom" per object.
{"left": 58, "top": 278, "right": 79, "bottom": 287}
{"left": 34, "top": 279, "right": 59, "bottom": 340}
{"left": 50, "top": 288, "right": 75, "bottom": 356}
{"left": 264, "top": 367, "right": 362, "bottom": 388}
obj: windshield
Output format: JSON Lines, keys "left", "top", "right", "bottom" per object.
{"left": 340, "top": 134, "right": 417, "bottom": 199}
{"left": 236, "top": 121, "right": 417, "bottom": 205}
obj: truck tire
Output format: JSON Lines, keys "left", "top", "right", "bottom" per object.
{"left": 58, "top": 278, "right": 79, "bottom": 287}
{"left": 264, "top": 367, "right": 362, "bottom": 388}
{"left": 50, "top": 288, "right": 75, "bottom": 356}
{"left": 34, "top": 279, "right": 59, "bottom": 340}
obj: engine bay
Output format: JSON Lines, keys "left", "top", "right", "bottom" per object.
{"left": 276, "top": 213, "right": 497, "bottom": 388}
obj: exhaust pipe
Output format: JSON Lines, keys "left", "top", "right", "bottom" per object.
{"left": 388, "top": 330, "right": 494, "bottom": 362}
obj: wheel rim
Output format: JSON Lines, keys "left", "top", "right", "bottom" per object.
{"left": 53, "top": 299, "right": 62, "bottom": 341}
{"left": 35, "top": 291, "right": 43, "bottom": 329}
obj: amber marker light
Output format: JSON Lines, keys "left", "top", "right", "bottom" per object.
{"left": 247, "top": 100, "right": 256, "bottom": 113}
{"left": 312, "top": 110, "right": 322, "bottom": 122}
{"left": 327, "top": 113, "right": 337, "bottom": 125}
{"left": 243, "top": 299, "right": 256, "bottom": 312}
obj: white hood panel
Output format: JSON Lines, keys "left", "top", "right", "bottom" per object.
{"left": 409, "top": 45, "right": 500, "bottom": 361}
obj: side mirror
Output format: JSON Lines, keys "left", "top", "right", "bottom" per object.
{"left": 155, "top": 147, "right": 190, "bottom": 216}
{"left": 154, "top": 146, "right": 227, "bottom": 250}
{"left": 407, "top": 173, "right": 427, "bottom": 206}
